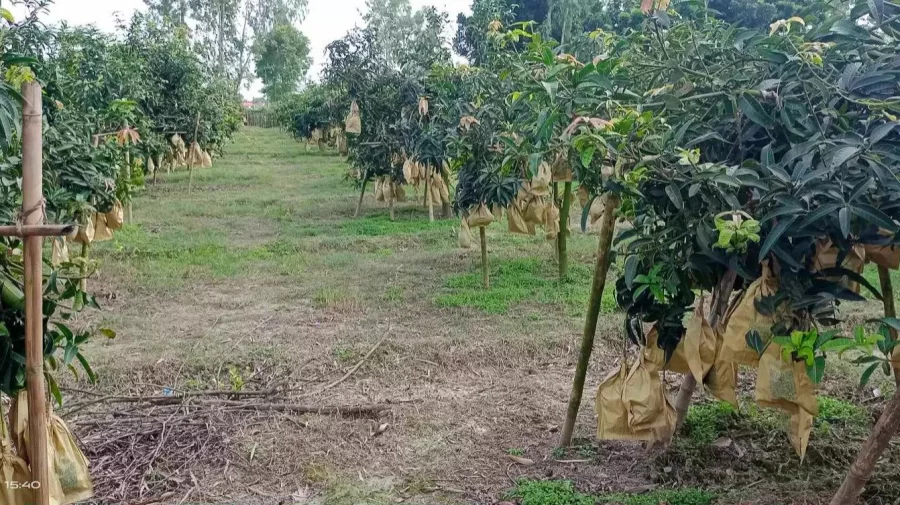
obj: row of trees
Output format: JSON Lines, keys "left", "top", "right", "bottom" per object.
{"left": 0, "top": 1, "right": 242, "bottom": 402}
{"left": 279, "top": 0, "right": 900, "bottom": 502}
{"left": 142, "top": 0, "right": 313, "bottom": 101}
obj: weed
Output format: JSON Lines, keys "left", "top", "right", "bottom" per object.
{"left": 683, "top": 401, "right": 737, "bottom": 445}
{"left": 508, "top": 480, "right": 715, "bottom": 505}
{"left": 434, "top": 258, "right": 617, "bottom": 315}
{"left": 333, "top": 346, "right": 353, "bottom": 362}
{"left": 384, "top": 286, "right": 404, "bottom": 303}
{"left": 507, "top": 447, "right": 525, "bottom": 456}
{"left": 575, "top": 444, "right": 596, "bottom": 459}
{"left": 816, "top": 395, "right": 869, "bottom": 435}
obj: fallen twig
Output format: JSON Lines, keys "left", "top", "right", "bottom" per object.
{"left": 303, "top": 333, "right": 389, "bottom": 397}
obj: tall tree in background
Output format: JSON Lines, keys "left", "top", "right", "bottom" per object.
{"left": 146, "top": 0, "right": 309, "bottom": 94}
{"left": 253, "top": 23, "right": 311, "bottom": 101}
{"left": 363, "top": 0, "right": 451, "bottom": 69}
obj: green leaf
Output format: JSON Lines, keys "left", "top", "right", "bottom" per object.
{"left": 580, "top": 146, "right": 595, "bottom": 168}
{"left": 99, "top": 327, "right": 117, "bottom": 339}
{"left": 806, "top": 356, "right": 826, "bottom": 384}
{"left": 860, "top": 362, "right": 879, "bottom": 386}
{"left": 758, "top": 216, "right": 798, "bottom": 261}
{"left": 738, "top": 94, "right": 774, "bottom": 129}
{"left": 624, "top": 255, "right": 639, "bottom": 289}
{"left": 870, "top": 121, "right": 898, "bottom": 146}
{"left": 852, "top": 203, "right": 899, "bottom": 232}
{"left": 46, "top": 372, "right": 62, "bottom": 407}
{"left": 541, "top": 81, "right": 559, "bottom": 100}
{"left": 76, "top": 352, "right": 97, "bottom": 383}
{"left": 839, "top": 207, "right": 851, "bottom": 238}
{"left": 828, "top": 146, "right": 860, "bottom": 169}
{"left": 665, "top": 184, "right": 683, "bottom": 209}
{"left": 746, "top": 330, "right": 767, "bottom": 356}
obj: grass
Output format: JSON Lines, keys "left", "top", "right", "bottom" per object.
{"left": 507, "top": 479, "right": 715, "bottom": 505}
{"left": 433, "top": 258, "right": 618, "bottom": 315}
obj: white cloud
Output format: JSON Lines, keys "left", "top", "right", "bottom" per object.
{"left": 16, "top": 0, "right": 472, "bottom": 99}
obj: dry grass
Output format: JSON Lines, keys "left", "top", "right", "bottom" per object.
{"left": 61, "top": 127, "right": 899, "bottom": 505}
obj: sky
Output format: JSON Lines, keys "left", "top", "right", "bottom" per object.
{"left": 21, "top": 0, "right": 472, "bottom": 99}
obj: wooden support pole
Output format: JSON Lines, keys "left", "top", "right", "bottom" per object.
{"left": 480, "top": 226, "right": 489, "bottom": 288}
{"left": 22, "top": 80, "right": 50, "bottom": 505}
{"left": 559, "top": 192, "right": 619, "bottom": 447}
{"left": 124, "top": 151, "right": 133, "bottom": 223}
{"left": 0, "top": 224, "right": 74, "bottom": 237}
{"left": 187, "top": 113, "right": 200, "bottom": 194}
{"left": 877, "top": 266, "right": 900, "bottom": 387}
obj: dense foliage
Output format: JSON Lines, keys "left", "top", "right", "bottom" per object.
{"left": 0, "top": 2, "right": 242, "bottom": 399}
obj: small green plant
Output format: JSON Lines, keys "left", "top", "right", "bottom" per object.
{"left": 713, "top": 211, "right": 760, "bottom": 253}
{"left": 551, "top": 446, "right": 566, "bottom": 459}
{"left": 332, "top": 346, "right": 353, "bottom": 362}
{"left": 752, "top": 327, "right": 883, "bottom": 383}
{"left": 507, "top": 447, "right": 525, "bottom": 456}
{"left": 683, "top": 401, "right": 736, "bottom": 445}
{"left": 507, "top": 480, "right": 716, "bottom": 505}
{"left": 575, "top": 444, "right": 596, "bottom": 459}
{"left": 228, "top": 365, "right": 244, "bottom": 392}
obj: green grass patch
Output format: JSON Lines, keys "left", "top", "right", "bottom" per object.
{"left": 816, "top": 395, "right": 869, "bottom": 435}
{"left": 433, "top": 258, "right": 617, "bottom": 315}
{"left": 341, "top": 214, "right": 453, "bottom": 236}
{"left": 683, "top": 401, "right": 738, "bottom": 445}
{"left": 507, "top": 479, "right": 715, "bottom": 505}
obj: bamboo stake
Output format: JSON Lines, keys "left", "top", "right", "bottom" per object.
{"left": 388, "top": 181, "right": 396, "bottom": 221}
{"left": 353, "top": 176, "right": 368, "bottom": 218}
{"left": 557, "top": 181, "right": 573, "bottom": 280}
{"left": 187, "top": 113, "right": 200, "bottom": 194}
{"left": 124, "top": 151, "right": 133, "bottom": 223}
{"left": 877, "top": 266, "right": 900, "bottom": 387}
{"left": 480, "top": 226, "right": 489, "bottom": 288}
{"left": 0, "top": 224, "right": 74, "bottom": 237}
{"left": 21, "top": 80, "right": 50, "bottom": 505}
{"left": 426, "top": 167, "right": 435, "bottom": 222}
{"left": 829, "top": 390, "right": 900, "bottom": 505}
{"left": 559, "top": 192, "right": 619, "bottom": 447}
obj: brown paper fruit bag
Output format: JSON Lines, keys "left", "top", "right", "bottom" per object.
{"left": 507, "top": 204, "right": 530, "bottom": 235}
{"left": 683, "top": 301, "right": 718, "bottom": 382}
{"left": 703, "top": 330, "right": 739, "bottom": 408}
{"left": 544, "top": 202, "right": 560, "bottom": 241}
{"left": 429, "top": 176, "right": 442, "bottom": 205}
{"left": 201, "top": 149, "right": 213, "bottom": 168}
{"left": 345, "top": 100, "right": 361, "bottom": 134}
{"left": 458, "top": 219, "right": 473, "bottom": 249}
{"left": 644, "top": 326, "right": 690, "bottom": 375}
{"left": 812, "top": 239, "right": 866, "bottom": 292}
{"left": 530, "top": 161, "right": 551, "bottom": 196}
{"left": 863, "top": 228, "right": 899, "bottom": 270}
{"left": 393, "top": 184, "right": 407, "bottom": 203}
{"left": 105, "top": 200, "right": 124, "bottom": 231}
{"left": 789, "top": 408, "right": 814, "bottom": 460}
{"left": 374, "top": 177, "right": 385, "bottom": 202}
{"left": 622, "top": 355, "right": 670, "bottom": 431}
{"left": 755, "top": 343, "right": 818, "bottom": 417}
{"left": 48, "top": 408, "right": 93, "bottom": 503}
{"left": 71, "top": 215, "right": 95, "bottom": 245}
{"left": 721, "top": 262, "right": 779, "bottom": 367}
{"left": 468, "top": 203, "right": 494, "bottom": 228}
{"left": 595, "top": 363, "right": 654, "bottom": 441}
{"left": 9, "top": 392, "right": 67, "bottom": 504}
{"left": 51, "top": 238, "right": 69, "bottom": 267}
{"left": 402, "top": 159, "right": 415, "bottom": 184}
{"left": 439, "top": 177, "right": 451, "bottom": 205}
{"left": 576, "top": 185, "right": 589, "bottom": 208}
{"left": 551, "top": 153, "right": 574, "bottom": 182}
{"left": 523, "top": 197, "right": 545, "bottom": 225}
{"left": 93, "top": 213, "right": 113, "bottom": 242}
{"left": 1, "top": 400, "right": 30, "bottom": 505}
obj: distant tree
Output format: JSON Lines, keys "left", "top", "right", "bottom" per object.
{"left": 253, "top": 23, "right": 312, "bottom": 101}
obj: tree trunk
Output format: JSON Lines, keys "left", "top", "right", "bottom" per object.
{"left": 441, "top": 172, "right": 452, "bottom": 219}
{"left": 671, "top": 269, "right": 738, "bottom": 433}
{"left": 557, "top": 181, "right": 572, "bottom": 280}
{"left": 877, "top": 266, "right": 900, "bottom": 387}
{"left": 559, "top": 192, "right": 619, "bottom": 447}
{"left": 426, "top": 167, "right": 434, "bottom": 222}
{"left": 829, "top": 390, "right": 900, "bottom": 505}
{"left": 353, "top": 177, "right": 369, "bottom": 218}
{"left": 124, "top": 151, "right": 133, "bottom": 223}
{"left": 216, "top": 3, "right": 225, "bottom": 74}
{"left": 389, "top": 181, "right": 396, "bottom": 221}
{"left": 480, "top": 226, "right": 489, "bottom": 289}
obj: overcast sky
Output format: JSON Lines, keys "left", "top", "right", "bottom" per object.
{"left": 20, "top": 0, "right": 472, "bottom": 99}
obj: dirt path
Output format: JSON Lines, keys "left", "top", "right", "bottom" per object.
{"left": 69, "top": 127, "right": 898, "bottom": 505}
